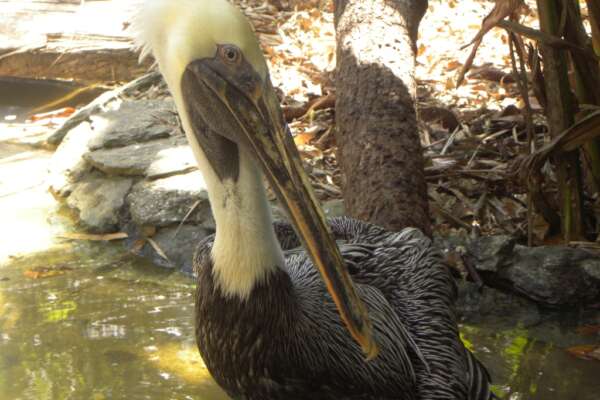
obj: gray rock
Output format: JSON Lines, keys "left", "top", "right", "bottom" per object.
{"left": 141, "top": 224, "right": 212, "bottom": 275}
{"left": 466, "top": 235, "right": 515, "bottom": 272}
{"left": 66, "top": 173, "right": 133, "bottom": 233}
{"left": 501, "top": 245, "right": 600, "bottom": 306}
{"left": 48, "top": 99, "right": 182, "bottom": 195}
{"left": 126, "top": 171, "right": 212, "bottom": 228}
{"left": 84, "top": 136, "right": 190, "bottom": 176}
{"left": 47, "top": 121, "right": 94, "bottom": 197}
{"left": 582, "top": 259, "right": 600, "bottom": 280}
{"left": 468, "top": 236, "right": 600, "bottom": 306}
{"left": 87, "top": 99, "right": 177, "bottom": 150}
{"left": 146, "top": 145, "right": 197, "bottom": 179}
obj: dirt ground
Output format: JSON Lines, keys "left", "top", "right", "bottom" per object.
{"left": 4, "top": 0, "right": 599, "bottom": 247}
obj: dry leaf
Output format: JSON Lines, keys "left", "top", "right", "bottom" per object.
{"left": 58, "top": 232, "right": 128, "bottom": 241}
{"left": 147, "top": 237, "right": 171, "bottom": 263}
{"left": 294, "top": 132, "right": 316, "bottom": 145}
{"left": 566, "top": 345, "right": 600, "bottom": 361}
{"left": 24, "top": 265, "right": 73, "bottom": 279}
{"left": 446, "top": 60, "right": 462, "bottom": 71}
{"left": 29, "top": 107, "right": 76, "bottom": 121}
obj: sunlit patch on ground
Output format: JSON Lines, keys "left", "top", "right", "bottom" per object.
{"left": 0, "top": 144, "right": 68, "bottom": 263}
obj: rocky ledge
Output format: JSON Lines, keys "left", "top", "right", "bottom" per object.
{"left": 46, "top": 97, "right": 599, "bottom": 310}
{"left": 47, "top": 97, "right": 344, "bottom": 274}
{"left": 465, "top": 235, "right": 600, "bottom": 307}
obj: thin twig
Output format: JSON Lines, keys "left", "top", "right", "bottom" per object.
{"left": 441, "top": 126, "right": 461, "bottom": 155}
{"left": 498, "top": 20, "right": 600, "bottom": 62}
{"left": 173, "top": 199, "right": 202, "bottom": 238}
{"left": 461, "top": 254, "right": 485, "bottom": 289}
{"left": 147, "top": 237, "right": 173, "bottom": 266}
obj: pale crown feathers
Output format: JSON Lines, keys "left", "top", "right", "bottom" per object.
{"left": 131, "top": 0, "right": 268, "bottom": 88}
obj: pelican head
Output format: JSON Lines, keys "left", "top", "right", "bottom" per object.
{"left": 133, "top": 0, "right": 377, "bottom": 358}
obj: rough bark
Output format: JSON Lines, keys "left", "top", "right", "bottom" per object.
{"left": 333, "top": 0, "right": 430, "bottom": 235}
{"left": 536, "top": 0, "right": 585, "bottom": 240}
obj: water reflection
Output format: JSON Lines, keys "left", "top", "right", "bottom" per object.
{"left": 0, "top": 243, "right": 229, "bottom": 400}
{"left": 462, "top": 317, "right": 600, "bottom": 400}
{"left": 85, "top": 322, "right": 127, "bottom": 340}
{"left": 0, "top": 242, "right": 598, "bottom": 399}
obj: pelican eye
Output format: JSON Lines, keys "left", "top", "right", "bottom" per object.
{"left": 219, "top": 45, "right": 241, "bottom": 64}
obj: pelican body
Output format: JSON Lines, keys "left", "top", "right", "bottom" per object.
{"left": 133, "top": 1, "right": 494, "bottom": 399}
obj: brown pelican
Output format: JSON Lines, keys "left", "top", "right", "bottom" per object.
{"left": 133, "top": 0, "right": 495, "bottom": 398}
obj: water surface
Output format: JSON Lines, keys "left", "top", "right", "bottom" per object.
{"left": 1, "top": 241, "right": 599, "bottom": 399}
{"left": 0, "top": 77, "right": 103, "bottom": 122}
{"left": 0, "top": 243, "right": 227, "bottom": 400}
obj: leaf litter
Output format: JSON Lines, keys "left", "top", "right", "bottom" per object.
{"left": 118, "top": 0, "right": 599, "bottom": 248}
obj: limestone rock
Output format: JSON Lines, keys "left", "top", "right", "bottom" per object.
{"left": 468, "top": 236, "right": 600, "bottom": 306}
{"left": 66, "top": 173, "right": 133, "bottom": 233}
{"left": 87, "top": 100, "right": 177, "bottom": 150}
{"left": 466, "top": 235, "right": 515, "bottom": 272}
{"left": 126, "top": 171, "right": 212, "bottom": 228}
{"left": 47, "top": 99, "right": 183, "bottom": 195}
{"left": 47, "top": 121, "right": 94, "bottom": 197}
{"left": 84, "top": 136, "right": 191, "bottom": 176}
{"left": 146, "top": 146, "right": 197, "bottom": 179}
{"left": 501, "top": 245, "right": 600, "bottom": 306}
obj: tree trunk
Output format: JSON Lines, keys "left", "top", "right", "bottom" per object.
{"left": 333, "top": 0, "right": 430, "bottom": 235}
{"left": 536, "top": 0, "right": 585, "bottom": 240}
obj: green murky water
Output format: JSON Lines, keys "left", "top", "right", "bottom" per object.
{"left": 0, "top": 241, "right": 599, "bottom": 400}
{"left": 461, "top": 315, "right": 600, "bottom": 400}
{"left": 0, "top": 242, "right": 227, "bottom": 400}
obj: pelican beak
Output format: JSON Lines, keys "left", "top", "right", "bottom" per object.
{"left": 251, "top": 81, "right": 379, "bottom": 360}
{"left": 182, "top": 56, "right": 379, "bottom": 359}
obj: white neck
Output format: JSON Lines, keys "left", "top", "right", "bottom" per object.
{"left": 210, "top": 150, "right": 284, "bottom": 299}
{"left": 163, "top": 80, "right": 284, "bottom": 300}
{"left": 198, "top": 145, "right": 284, "bottom": 300}
{"left": 133, "top": 0, "right": 282, "bottom": 300}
